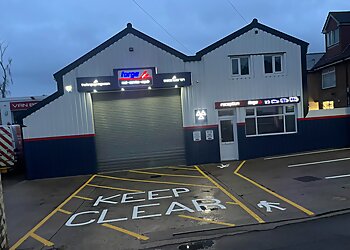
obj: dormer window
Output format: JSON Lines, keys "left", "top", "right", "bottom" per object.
{"left": 326, "top": 28, "right": 339, "bottom": 47}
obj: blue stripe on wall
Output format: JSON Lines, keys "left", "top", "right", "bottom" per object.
{"left": 24, "top": 136, "right": 97, "bottom": 179}
{"left": 237, "top": 117, "right": 350, "bottom": 159}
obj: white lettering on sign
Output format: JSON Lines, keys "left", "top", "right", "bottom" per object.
{"left": 65, "top": 211, "right": 99, "bottom": 227}
{"left": 93, "top": 194, "right": 120, "bottom": 207}
{"left": 121, "top": 192, "right": 146, "bottom": 203}
{"left": 81, "top": 82, "right": 111, "bottom": 87}
{"left": 132, "top": 203, "right": 162, "bottom": 219}
{"left": 65, "top": 187, "right": 227, "bottom": 227}
{"left": 148, "top": 189, "right": 172, "bottom": 200}
{"left": 163, "top": 75, "right": 186, "bottom": 83}
{"left": 120, "top": 80, "right": 151, "bottom": 85}
{"left": 220, "top": 101, "right": 240, "bottom": 108}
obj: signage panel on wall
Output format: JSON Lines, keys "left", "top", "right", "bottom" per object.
{"left": 10, "top": 101, "right": 39, "bottom": 111}
{"left": 194, "top": 109, "right": 208, "bottom": 124}
{"left": 215, "top": 96, "right": 300, "bottom": 109}
{"left": 77, "top": 67, "right": 191, "bottom": 93}
{"left": 115, "top": 68, "right": 155, "bottom": 88}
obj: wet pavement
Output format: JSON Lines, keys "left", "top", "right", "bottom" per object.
{"left": 5, "top": 148, "right": 350, "bottom": 249}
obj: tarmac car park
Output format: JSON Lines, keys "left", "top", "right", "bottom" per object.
{"left": 5, "top": 147, "right": 350, "bottom": 250}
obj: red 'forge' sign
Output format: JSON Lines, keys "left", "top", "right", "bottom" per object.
{"left": 10, "top": 101, "right": 38, "bottom": 111}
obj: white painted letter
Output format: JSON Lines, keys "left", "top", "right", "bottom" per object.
{"left": 172, "top": 188, "right": 190, "bottom": 197}
{"left": 93, "top": 194, "right": 121, "bottom": 207}
{"left": 148, "top": 189, "right": 172, "bottom": 200}
{"left": 97, "top": 209, "right": 127, "bottom": 224}
{"left": 132, "top": 203, "right": 162, "bottom": 219}
{"left": 121, "top": 192, "right": 145, "bottom": 203}
{"left": 165, "top": 202, "right": 194, "bottom": 215}
{"left": 65, "top": 211, "right": 99, "bottom": 227}
{"left": 192, "top": 199, "right": 226, "bottom": 212}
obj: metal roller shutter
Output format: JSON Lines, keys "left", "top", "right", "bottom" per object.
{"left": 92, "top": 89, "right": 186, "bottom": 172}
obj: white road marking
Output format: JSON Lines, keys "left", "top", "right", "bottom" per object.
{"left": 288, "top": 157, "right": 350, "bottom": 168}
{"left": 325, "top": 174, "right": 350, "bottom": 180}
{"left": 264, "top": 148, "right": 350, "bottom": 160}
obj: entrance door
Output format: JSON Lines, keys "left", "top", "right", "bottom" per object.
{"left": 218, "top": 112, "right": 238, "bottom": 161}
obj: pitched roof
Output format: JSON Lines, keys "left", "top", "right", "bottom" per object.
{"left": 322, "top": 11, "right": 350, "bottom": 33}
{"left": 306, "top": 52, "right": 325, "bottom": 71}
{"left": 311, "top": 45, "right": 350, "bottom": 70}
{"left": 21, "top": 19, "right": 308, "bottom": 121}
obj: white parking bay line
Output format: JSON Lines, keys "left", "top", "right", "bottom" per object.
{"left": 325, "top": 174, "right": 350, "bottom": 180}
{"left": 265, "top": 147, "right": 350, "bottom": 160}
{"left": 288, "top": 157, "right": 350, "bottom": 168}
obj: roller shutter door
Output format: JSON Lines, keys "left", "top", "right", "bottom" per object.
{"left": 92, "top": 89, "right": 186, "bottom": 171}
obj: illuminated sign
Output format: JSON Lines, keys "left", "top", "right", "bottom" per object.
{"left": 76, "top": 68, "right": 191, "bottom": 92}
{"left": 116, "top": 68, "right": 154, "bottom": 88}
{"left": 215, "top": 96, "right": 300, "bottom": 109}
{"left": 195, "top": 109, "right": 207, "bottom": 124}
{"left": 10, "top": 101, "right": 38, "bottom": 111}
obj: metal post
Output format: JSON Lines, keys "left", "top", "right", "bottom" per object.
{"left": 0, "top": 174, "right": 8, "bottom": 250}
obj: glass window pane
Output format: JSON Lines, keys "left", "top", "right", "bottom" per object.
{"left": 232, "top": 59, "right": 239, "bottom": 75}
{"left": 322, "top": 71, "right": 336, "bottom": 88}
{"left": 257, "top": 116, "right": 284, "bottom": 134}
{"left": 240, "top": 57, "right": 249, "bottom": 75}
{"left": 275, "top": 56, "right": 282, "bottom": 72}
{"left": 285, "top": 115, "right": 296, "bottom": 132}
{"left": 264, "top": 56, "right": 273, "bottom": 73}
{"left": 246, "top": 108, "right": 255, "bottom": 116}
{"left": 334, "top": 29, "right": 339, "bottom": 44}
{"left": 218, "top": 109, "right": 234, "bottom": 116}
{"left": 257, "top": 106, "right": 283, "bottom": 116}
{"left": 245, "top": 118, "right": 256, "bottom": 135}
{"left": 285, "top": 105, "right": 295, "bottom": 113}
{"left": 220, "top": 120, "right": 234, "bottom": 142}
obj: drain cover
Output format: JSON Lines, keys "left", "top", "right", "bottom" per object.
{"left": 294, "top": 176, "right": 321, "bottom": 182}
{"left": 178, "top": 240, "right": 214, "bottom": 250}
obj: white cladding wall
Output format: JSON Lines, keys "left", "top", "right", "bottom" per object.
{"left": 23, "top": 34, "right": 185, "bottom": 139}
{"left": 182, "top": 28, "right": 304, "bottom": 126}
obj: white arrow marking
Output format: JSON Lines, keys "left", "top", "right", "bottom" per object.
{"left": 217, "top": 163, "right": 230, "bottom": 169}
{"left": 257, "top": 201, "right": 286, "bottom": 212}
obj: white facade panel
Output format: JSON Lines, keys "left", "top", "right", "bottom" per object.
{"left": 182, "top": 28, "right": 304, "bottom": 126}
{"left": 23, "top": 34, "right": 186, "bottom": 139}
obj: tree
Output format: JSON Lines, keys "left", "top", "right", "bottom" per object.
{"left": 0, "top": 42, "right": 13, "bottom": 98}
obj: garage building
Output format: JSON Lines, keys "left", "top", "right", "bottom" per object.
{"left": 21, "top": 20, "right": 350, "bottom": 179}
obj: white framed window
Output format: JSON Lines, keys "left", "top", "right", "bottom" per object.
{"left": 264, "top": 54, "right": 283, "bottom": 74}
{"left": 322, "top": 67, "right": 336, "bottom": 89}
{"left": 231, "top": 56, "right": 250, "bottom": 76}
{"left": 326, "top": 29, "right": 339, "bottom": 47}
{"left": 245, "top": 105, "right": 297, "bottom": 136}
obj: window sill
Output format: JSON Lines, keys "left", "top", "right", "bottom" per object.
{"left": 246, "top": 131, "right": 297, "bottom": 137}
{"left": 231, "top": 75, "right": 252, "bottom": 80}
{"left": 321, "top": 85, "right": 336, "bottom": 90}
{"left": 264, "top": 73, "right": 286, "bottom": 78}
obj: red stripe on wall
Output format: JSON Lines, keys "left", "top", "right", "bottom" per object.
{"left": 183, "top": 125, "right": 218, "bottom": 130}
{"left": 0, "top": 127, "right": 12, "bottom": 138}
{"left": 298, "top": 114, "right": 350, "bottom": 121}
{"left": 24, "top": 134, "right": 95, "bottom": 142}
{"left": 237, "top": 122, "right": 245, "bottom": 126}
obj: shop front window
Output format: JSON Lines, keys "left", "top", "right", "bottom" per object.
{"left": 245, "top": 105, "right": 297, "bottom": 136}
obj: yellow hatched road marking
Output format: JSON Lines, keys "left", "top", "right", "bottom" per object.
{"left": 30, "top": 233, "right": 54, "bottom": 247}
{"left": 234, "top": 161, "right": 315, "bottom": 216}
{"left": 129, "top": 169, "right": 205, "bottom": 178}
{"left": 58, "top": 208, "right": 72, "bottom": 215}
{"left": 226, "top": 201, "right": 238, "bottom": 205}
{"left": 74, "top": 195, "right": 93, "bottom": 201}
{"left": 95, "top": 174, "right": 217, "bottom": 189}
{"left": 10, "top": 175, "right": 96, "bottom": 250}
{"left": 194, "top": 165, "right": 265, "bottom": 223}
{"left": 167, "top": 166, "right": 197, "bottom": 171}
{"left": 178, "top": 215, "right": 235, "bottom": 227}
{"left": 87, "top": 183, "right": 141, "bottom": 192}
{"left": 102, "top": 223, "right": 149, "bottom": 240}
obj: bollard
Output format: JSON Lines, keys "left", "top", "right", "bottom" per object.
{"left": 0, "top": 174, "right": 8, "bottom": 250}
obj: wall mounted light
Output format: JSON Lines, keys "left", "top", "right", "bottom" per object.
{"left": 148, "top": 86, "right": 152, "bottom": 90}
{"left": 121, "top": 88, "right": 125, "bottom": 91}
{"left": 65, "top": 85, "right": 73, "bottom": 92}
{"left": 93, "top": 89, "right": 98, "bottom": 93}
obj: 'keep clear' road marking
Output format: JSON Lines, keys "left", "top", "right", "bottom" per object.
{"left": 325, "top": 174, "right": 350, "bottom": 180}
{"left": 288, "top": 157, "right": 350, "bottom": 168}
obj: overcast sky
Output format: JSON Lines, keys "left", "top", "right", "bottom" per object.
{"left": 1, "top": 0, "right": 350, "bottom": 97}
